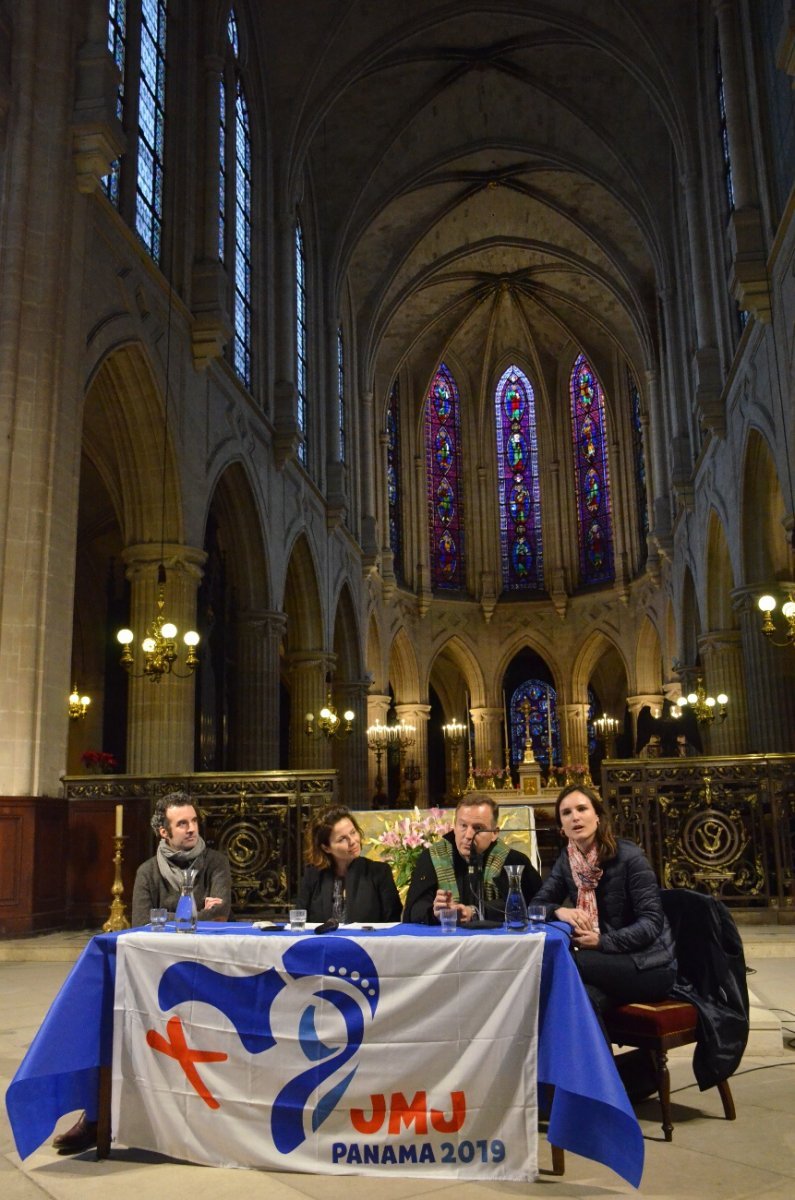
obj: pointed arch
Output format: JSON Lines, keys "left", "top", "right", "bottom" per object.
{"left": 635, "top": 616, "right": 663, "bottom": 695}
{"left": 283, "top": 533, "right": 323, "bottom": 651}
{"left": 740, "top": 427, "right": 790, "bottom": 584}
{"left": 705, "top": 508, "right": 736, "bottom": 630}
{"left": 388, "top": 626, "right": 420, "bottom": 703}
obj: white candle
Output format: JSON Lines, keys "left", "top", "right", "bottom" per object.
{"left": 115, "top": 804, "right": 124, "bottom": 838}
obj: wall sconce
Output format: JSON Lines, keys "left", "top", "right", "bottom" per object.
{"left": 757, "top": 591, "right": 795, "bottom": 647}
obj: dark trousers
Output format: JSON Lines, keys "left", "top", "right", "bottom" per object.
{"left": 573, "top": 948, "right": 677, "bottom": 1041}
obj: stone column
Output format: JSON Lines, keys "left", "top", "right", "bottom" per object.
{"left": 287, "top": 651, "right": 334, "bottom": 769}
{"left": 121, "top": 544, "right": 206, "bottom": 774}
{"left": 697, "top": 630, "right": 749, "bottom": 754}
{"left": 469, "top": 707, "right": 505, "bottom": 776}
{"left": 233, "top": 610, "right": 286, "bottom": 769}
{"left": 334, "top": 678, "right": 370, "bottom": 810}
{"left": 560, "top": 703, "right": 589, "bottom": 770}
{"left": 395, "top": 703, "right": 431, "bottom": 807}
{"left": 733, "top": 587, "right": 795, "bottom": 752}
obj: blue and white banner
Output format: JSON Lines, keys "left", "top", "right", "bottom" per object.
{"left": 111, "top": 930, "right": 544, "bottom": 1178}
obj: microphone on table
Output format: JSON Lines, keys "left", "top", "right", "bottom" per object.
{"left": 467, "top": 840, "right": 485, "bottom": 922}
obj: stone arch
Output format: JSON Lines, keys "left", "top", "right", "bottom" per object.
{"left": 572, "top": 629, "right": 630, "bottom": 705}
{"left": 427, "top": 634, "right": 485, "bottom": 717}
{"left": 388, "top": 625, "right": 421, "bottom": 704}
{"left": 740, "top": 427, "right": 790, "bottom": 585}
{"left": 282, "top": 532, "right": 323, "bottom": 652}
{"left": 205, "top": 461, "right": 271, "bottom": 611}
{"left": 705, "top": 507, "right": 736, "bottom": 631}
{"left": 635, "top": 616, "right": 663, "bottom": 694}
{"left": 332, "top": 580, "right": 363, "bottom": 682}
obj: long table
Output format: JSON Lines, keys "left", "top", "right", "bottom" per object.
{"left": 6, "top": 922, "right": 644, "bottom": 1185}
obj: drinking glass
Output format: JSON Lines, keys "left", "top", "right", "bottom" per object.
{"left": 289, "top": 908, "right": 307, "bottom": 931}
{"left": 149, "top": 907, "right": 168, "bottom": 931}
{"left": 527, "top": 904, "right": 547, "bottom": 931}
{"left": 439, "top": 908, "right": 458, "bottom": 933}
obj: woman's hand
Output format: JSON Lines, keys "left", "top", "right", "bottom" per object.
{"left": 555, "top": 906, "right": 596, "bottom": 932}
{"left": 572, "top": 927, "right": 601, "bottom": 949}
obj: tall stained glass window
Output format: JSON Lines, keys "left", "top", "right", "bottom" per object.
{"left": 135, "top": 0, "right": 168, "bottom": 261}
{"left": 426, "top": 363, "right": 465, "bottom": 591}
{"left": 716, "top": 41, "right": 735, "bottom": 214}
{"left": 295, "top": 220, "right": 307, "bottom": 465}
{"left": 218, "top": 11, "right": 252, "bottom": 388}
{"left": 103, "top": 0, "right": 126, "bottom": 207}
{"left": 387, "top": 379, "right": 402, "bottom": 580}
{"left": 494, "top": 364, "right": 543, "bottom": 591}
{"left": 337, "top": 327, "right": 346, "bottom": 462}
{"left": 509, "top": 680, "right": 559, "bottom": 772}
{"left": 628, "top": 368, "right": 649, "bottom": 552}
{"left": 570, "top": 354, "right": 614, "bottom": 585}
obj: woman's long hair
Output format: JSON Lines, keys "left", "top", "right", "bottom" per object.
{"left": 554, "top": 783, "right": 618, "bottom": 863}
{"left": 305, "top": 805, "right": 364, "bottom": 870}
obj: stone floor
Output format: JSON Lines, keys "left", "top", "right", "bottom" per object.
{"left": 1, "top": 926, "right": 794, "bottom": 1199}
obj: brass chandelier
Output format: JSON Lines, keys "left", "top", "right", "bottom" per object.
{"left": 305, "top": 690, "right": 355, "bottom": 739}
{"left": 672, "top": 677, "right": 728, "bottom": 725}
{"left": 117, "top": 564, "right": 199, "bottom": 681}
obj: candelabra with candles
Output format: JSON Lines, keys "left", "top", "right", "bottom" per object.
{"left": 671, "top": 677, "right": 728, "bottom": 725}
{"left": 305, "top": 691, "right": 355, "bottom": 739}
{"left": 366, "top": 720, "right": 391, "bottom": 803}
{"left": 392, "top": 720, "right": 416, "bottom": 802}
{"left": 103, "top": 805, "right": 130, "bottom": 932}
{"left": 594, "top": 713, "right": 619, "bottom": 754}
{"left": 442, "top": 719, "right": 467, "bottom": 799}
{"left": 756, "top": 590, "right": 795, "bottom": 646}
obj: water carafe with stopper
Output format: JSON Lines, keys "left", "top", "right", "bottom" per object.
{"left": 175, "top": 867, "right": 198, "bottom": 933}
{"left": 504, "top": 863, "right": 528, "bottom": 930}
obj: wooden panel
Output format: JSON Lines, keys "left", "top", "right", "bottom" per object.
{"left": 0, "top": 797, "right": 67, "bottom": 934}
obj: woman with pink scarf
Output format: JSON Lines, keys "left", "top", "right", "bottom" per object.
{"left": 534, "top": 784, "right": 676, "bottom": 1032}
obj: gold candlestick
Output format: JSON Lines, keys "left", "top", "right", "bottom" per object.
{"left": 103, "top": 835, "right": 131, "bottom": 932}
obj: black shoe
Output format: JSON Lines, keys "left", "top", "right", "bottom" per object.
{"left": 52, "top": 1112, "right": 98, "bottom": 1154}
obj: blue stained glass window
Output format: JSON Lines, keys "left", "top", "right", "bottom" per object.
{"left": 495, "top": 365, "right": 543, "bottom": 590}
{"left": 103, "top": 0, "right": 126, "bottom": 206}
{"left": 135, "top": 0, "right": 167, "bottom": 261}
{"left": 218, "top": 75, "right": 226, "bottom": 261}
{"left": 232, "top": 78, "right": 252, "bottom": 387}
{"left": 426, "top": 364, "right": 465, "bottom": 590}
{"left": 295, "top": 220, "right": 307, "bottom": 464}
{"left": 628, "top": 368, "right": 649, "bottom": 552}
{"left": 387, "top": 380, "right": 403, "bottom": 580}
{"left": 337, "top": 327, "right": 346, "bottom": 462}
{"left": 571, "top": 354, "right": 614, "bottom": 585}
{"left": 509, "top": 680, "right": 559, "bottom": 771}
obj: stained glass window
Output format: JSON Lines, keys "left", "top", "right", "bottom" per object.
{"left": 628, "top": 368, "right": 649, "bottom": 553}
{"left": 570, "top": 354, "right": 614, "bottom": 585}
{"left": 509, "top": 680, "right": 559, "bottom": 772}
{"left": 387, "top": 379, "right": 402, "bottom": 580}
{"left": 103, "top": 0, "right": 126, "bottom": 207}
{"left": 337, "top": 327, "right": 346, "bottom": 462}
{"left": 586, "top": 686, "right": 598, "bottom": 762}
{"left": 494, "top": 365, "right": 543, "bottom": 591}
{"left": 135, "top": 0, "right": 168, "bottom": 261}
{"left": 295, "top": 220, "right": 307, "bottom": 465}
{"left": 426, "top": 363, "right": 465, "bottom": 591}
{"left": 716, "top": 40, "right": 735, "bottom": 214}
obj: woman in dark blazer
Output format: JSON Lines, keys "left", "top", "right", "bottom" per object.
{"left": 296, "top": 806, "right": 402, "bottom": 923}
{"left": 534, "top": 783, "right": 676, "bottom": 1028}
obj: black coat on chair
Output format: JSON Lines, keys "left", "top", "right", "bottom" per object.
{"left": 662, "top": 888, "right": 750, "bottom": 1090}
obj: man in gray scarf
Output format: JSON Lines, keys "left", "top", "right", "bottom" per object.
{"left": 130, "top": 791, "right": 231, "bottom": 928}
{"left": 53, "top": 791, "right": 232, "bottom": 1154}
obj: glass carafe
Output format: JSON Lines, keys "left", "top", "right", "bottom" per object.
{"left": 175, "top": 867, "right": 198, "bottom": 933}
{"left": 504, "top": 864, "right": 528, "bottom": 930}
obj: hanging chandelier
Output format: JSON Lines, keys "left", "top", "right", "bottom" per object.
{"left": 672, "top": 677, "right": 728, "bottom": 725}
{"left": 116, "top": 564, "right": 199, "bottom": 681}
{"left": 68, "top": 683, "right": 91, "bottom": 720}
{"left": 756, "top": 590, "right": 795, "bottom": 646}
{"left": 305, "top": 690, "right": 355, "bottom": 739}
